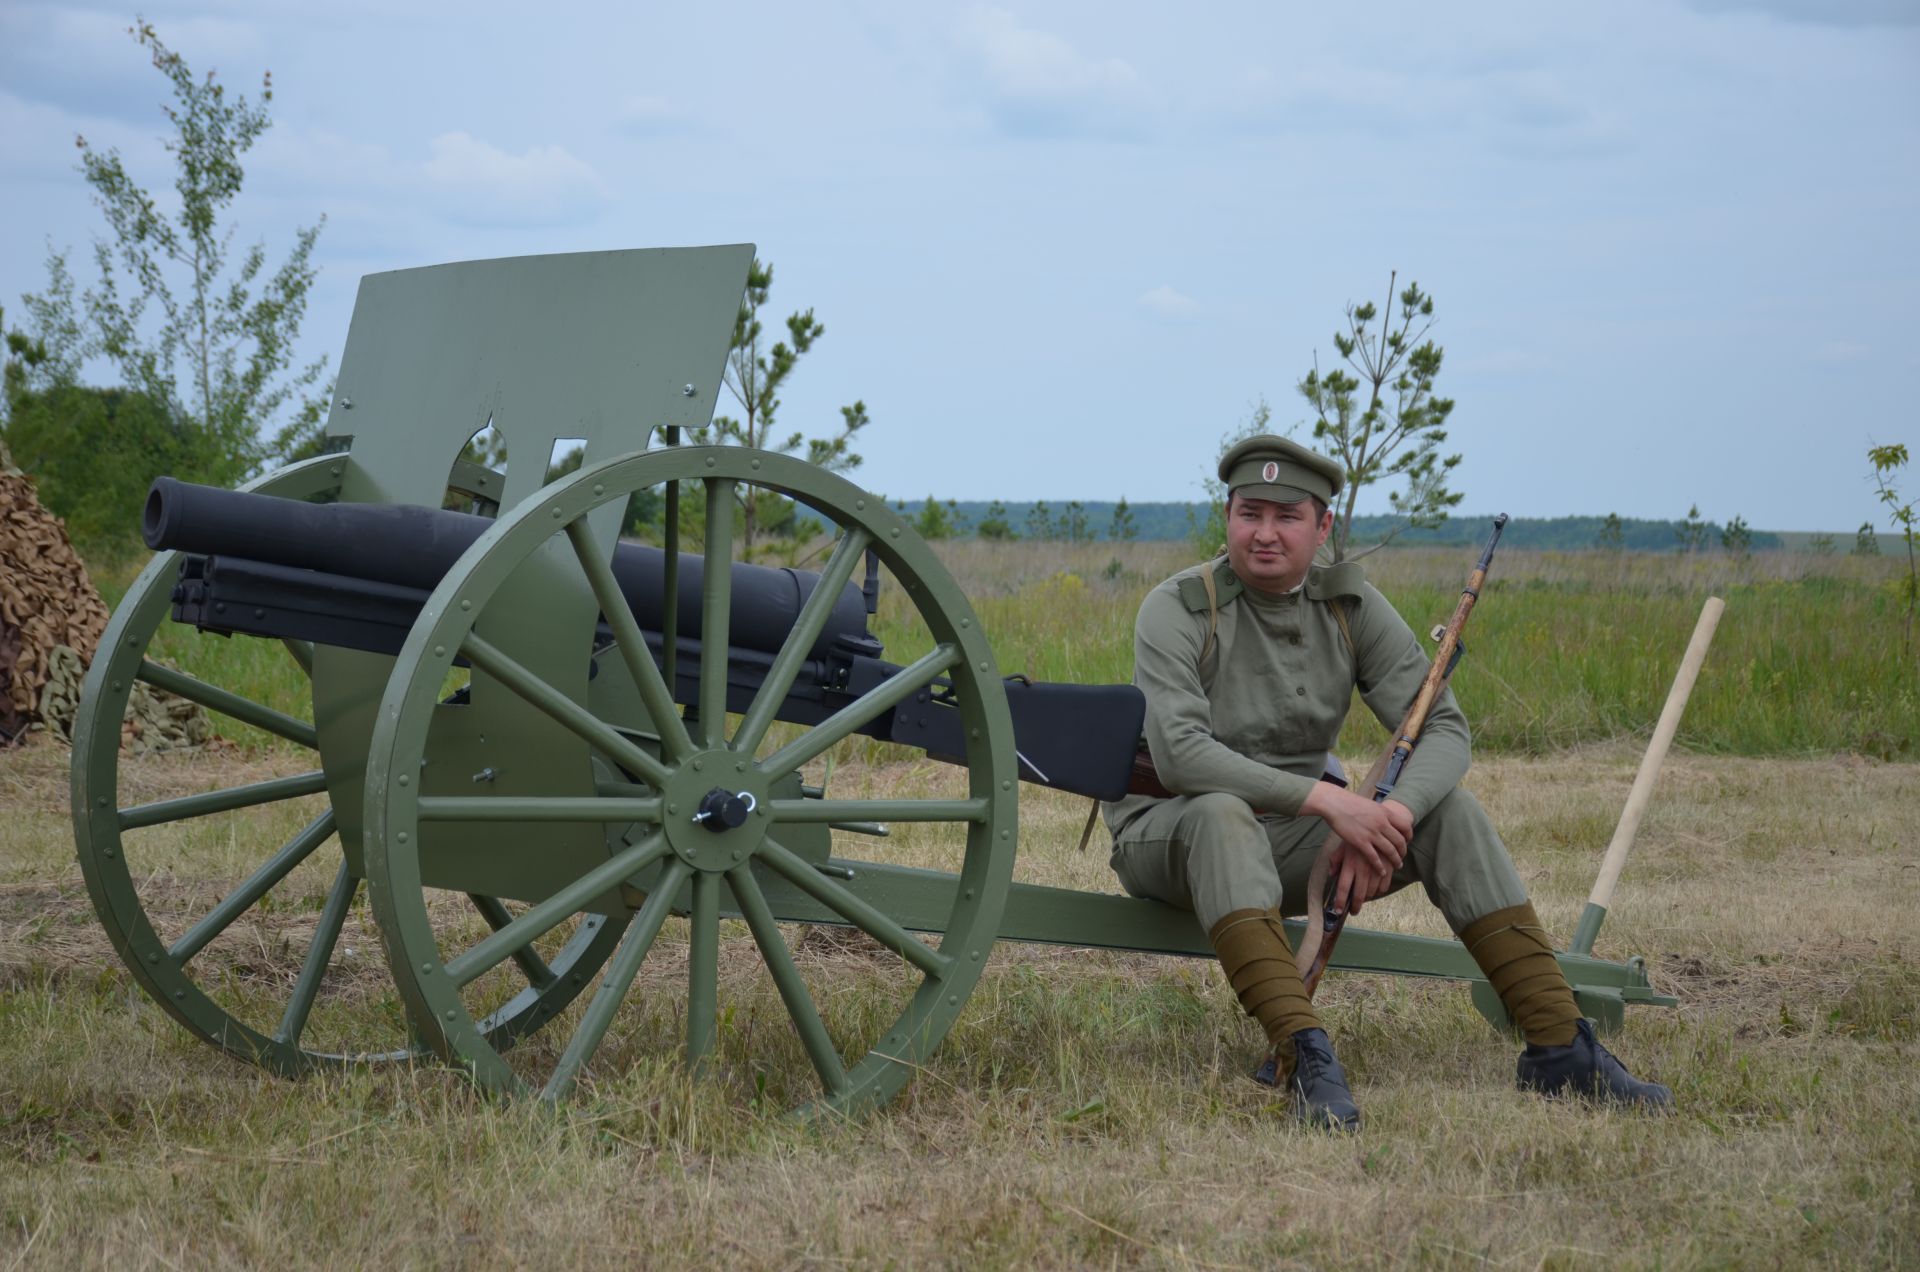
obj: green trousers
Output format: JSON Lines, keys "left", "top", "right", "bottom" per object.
{"left": 1108, "top": 786, "right": 1529, "bottom": 933}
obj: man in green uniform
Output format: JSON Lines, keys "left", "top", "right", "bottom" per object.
{"left": 1103, "top": 436, "right": 1669, "bottom": 1130}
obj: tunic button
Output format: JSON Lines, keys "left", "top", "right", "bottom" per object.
{"left": 1295, "top": 686, "right": 1306, "bottom": 696}
{"left": 1290, "top": 635, "right": 1302, "bottom": 645}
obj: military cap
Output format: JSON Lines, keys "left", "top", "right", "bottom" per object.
{"left": 1218, "top": 435, "right": 1344, "bottom": 505}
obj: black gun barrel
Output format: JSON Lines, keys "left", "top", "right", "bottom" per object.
{"left": 144, "top": 476, "right": 873, "bottom": 661}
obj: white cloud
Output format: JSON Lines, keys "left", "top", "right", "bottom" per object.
{"left": 953, "top": 6, "right": 1150, "bottom": 139}
{"left": 421, "top": 132, "right": 611, "bottom": 228}
{"left": 0, "top": 5, "right": 268, "bottom": 122}
{"left": 1138, "top": 284, "right": 1199, "bottom": 320}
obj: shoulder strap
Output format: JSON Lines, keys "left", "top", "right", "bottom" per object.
{"left": 1199, "top": 564, "right": 1221, "bottom": 667}
{"left": 1331, "top": 596, "right": 1355, "bottom": 661}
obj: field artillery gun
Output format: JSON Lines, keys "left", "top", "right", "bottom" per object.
{"left": 71, "top": 248, "right": 1673, "bottom": 1117}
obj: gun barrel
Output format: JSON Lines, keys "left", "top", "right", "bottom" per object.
{"left": 144, "top": 476, "right": 872, "bottom": 661}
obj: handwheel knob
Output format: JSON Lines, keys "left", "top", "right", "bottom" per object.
{"left": 693, "top": 788, "right": 752, "bottom": 831}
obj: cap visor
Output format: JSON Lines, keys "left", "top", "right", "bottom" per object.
{"left": 1234, "top": 483, "right": 1317, "bottom": 505}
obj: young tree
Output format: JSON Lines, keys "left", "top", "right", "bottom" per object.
{"left": 1853, "top": 522, "right": 1879, "bottom": 556}
{"left": 1807, "top": 533, "right": 1835, "bottom": 555}
{"left": 1597, "top": 511, "right": 1625, "bottom": 550}
{"left": 912, "top": 496, "right": 958, "bottom": 541}
{"left": 41, "top": 22, "right": 327, "bottom": 487}
{"left": 1059, "top": 500, "right": 1090, "bottom": 543}
{"left": 1720, "top": 514, "right": 1752, "bottom": 556}
{"left": 698, "top": 257, "right": 868, "bottom": 556}
{"left": 1867, "top": 442, "right": 1916, "bottom": 654}
{"left": 1025, "top": 500, "right": 1055, "bottom": 542}
{"left": 1297, "top": 274, "right": 1462, "bottom": 561}
{"left": 1676, "top": 504, "right": 1709, "bottom": 553}
{"left": 1109, "top": 495, "right": 1138, "bottom": 542}
{"left": 976, "top": 500, "right": 1015, "bottom": 541}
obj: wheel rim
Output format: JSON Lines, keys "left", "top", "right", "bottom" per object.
{"left": 364, "top": 446, "right": 1017, "bottom": 1115}
{"left": 71, "top": 457, "right": 625, "bottom": 1074}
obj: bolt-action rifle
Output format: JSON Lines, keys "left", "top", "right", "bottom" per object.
{"left": 1294, "top": 514, "right": 1509, "bottom": 995}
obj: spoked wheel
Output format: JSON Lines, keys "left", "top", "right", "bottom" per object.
{"left": 364, "top": 446, "right": 1017, "bottom": 1115}
{"left": 71, "top": 457, "right": 625, "bottom": 1075}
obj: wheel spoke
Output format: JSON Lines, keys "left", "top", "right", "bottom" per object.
{"left": 415, "top": 796, "right": 662, "bottom": 824}
{"left": 460, "top": 632, "right": 672, "bottom": 790}
{"left": 136, "top": 660, "right": 317, "bottom": 749}
{"left": 755, "top": 644, "right": 961, "bottom": 779}
{"left": 170, "top": 810, "right": 337, "bottom": 964}
{"left": 541, "top": 858, "right": 692, "bottom": 1102}
{"left": 444, "top": 833, "right": 668, "bottom": 988}
{"left": 758, "top": 838, "right": 951, "bottom": 979}
{"left": 732, "top": 527, "right": 872, "bottom": 756}
{"left": 687, "top": 872, "right": 720, "bottom": 1067}
{"left": 468, "top": 894, "right": 555, "bottom": 990}
{"left": 120, "top": 770, "right": 328, "bottom": 831}
{"left": 699, "top": 477, "right": 735, "bottom": 747}
{"left": 564, "top": 517, "right": 695, "bottom": 762}
{"left": 767, "top": 797, "right": 988, "bottom": 825}
{"left": 274, "top": 861, "right": 357, "bottom": 1045}
{"left": 728, "top": 865, "right": 849, "bottom": 1097}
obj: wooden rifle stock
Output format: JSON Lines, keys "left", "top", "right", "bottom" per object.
{"left": 1295, "top": 515, "right": 1509, "bottom": 995}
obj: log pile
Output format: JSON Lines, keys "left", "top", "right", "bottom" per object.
{"left": 0, "top": 469, "right": 208, "bottom": 750}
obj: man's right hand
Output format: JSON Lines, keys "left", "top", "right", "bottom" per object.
{"left": 1300, "top": 783, "right": 1412, "bottom": 879}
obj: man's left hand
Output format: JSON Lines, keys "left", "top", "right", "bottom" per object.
{"left": 1329, "top": 799, "right": 1413, "bottom": 917}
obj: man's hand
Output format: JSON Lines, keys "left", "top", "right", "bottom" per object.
{"left": 1300, "top": 786, "right": 1414, "bottom": 916}
{"left": 1328, "top": 842, "right": 1394, "bottom": 916}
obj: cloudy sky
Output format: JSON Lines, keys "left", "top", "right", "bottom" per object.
{"left": 2, "top": 1, "right": 1915, "bottom": 531}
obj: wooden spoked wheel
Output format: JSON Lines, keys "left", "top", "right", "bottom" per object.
{"left": 71, "top": 457, "right": 625, "bottom": 1075}
{"left": 363, "top": 446, "right": 1017, "bottom": 1115}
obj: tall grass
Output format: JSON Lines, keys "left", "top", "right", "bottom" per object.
{"left": 879, "top": 541, "right": 1916, "bottom": 759}
{"left": 95, "top": 542, "right": 1915, "bottom": 759}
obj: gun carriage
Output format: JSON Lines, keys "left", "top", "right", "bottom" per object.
{"left": 70, "top": 247, "right": 1672, "bottom": 1117}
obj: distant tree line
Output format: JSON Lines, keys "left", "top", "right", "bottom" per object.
{"left": 903, "top": 503, "right": 1800, "bottom": 550}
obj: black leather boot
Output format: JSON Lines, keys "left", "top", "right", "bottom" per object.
{"left": 1253, "top": 1027, "right": 1361, "bottom": 1132}
{"left": 1516, "top": 1019, "right": 1672, "bottom": 1109}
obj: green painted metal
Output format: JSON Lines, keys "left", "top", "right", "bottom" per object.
{"left": 662, "top": 855, "right": 1673, "bottom": 1023}
{"left": 687, "top": 872, "right": 720, "bottom": 1067}
{"left": 70, "top": 457, "right": 623, "bottom": 1073}
{"left": 136, "top": 659, "right": 318, "bottom": 747}
{"left": 116, "top": 770, "right": 329, "bottom": 830}
{"left": 363, "top": 446, "right": 1018, "bottom": 1117}
{"left": 699, "top": 478, "right": 735, "bottom": 746}
{"left": 309, "top": 246, "right": 751, "bottom": 898}
{"left": 1568, "top": 900, "right": 1608, "bottom": 957}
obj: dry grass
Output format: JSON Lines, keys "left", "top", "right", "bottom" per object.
{"left": 2, "top": 736, "right": 1916, "bottom": 1268}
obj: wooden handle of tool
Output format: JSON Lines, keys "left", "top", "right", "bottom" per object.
{"left": 1585, "top": 596, "right": 1724, "bottom": 913}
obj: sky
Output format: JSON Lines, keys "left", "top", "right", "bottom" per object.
{"left": 1, "top": 1, "right": 1916, "bottom": 532}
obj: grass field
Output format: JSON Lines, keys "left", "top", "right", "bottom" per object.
{"left": 105, "top": 540, "right": 1917, "bottom": 760}
{"left": 3, "top": 540, "right": 1914, "bottom": 1267}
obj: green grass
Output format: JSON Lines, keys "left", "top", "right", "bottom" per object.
{"left": 95, "top": 538, "right": 1913, "bottom": 761}
{"left": 874, "top": 542, "right": 1917, "bottom": 760}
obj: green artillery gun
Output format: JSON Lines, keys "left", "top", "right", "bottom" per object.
{"left": 70, "top": 247, "right": 1673, "bottom": 1116}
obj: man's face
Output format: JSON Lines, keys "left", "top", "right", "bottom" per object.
{"left": 1225, "top": 492, "right": 1333, "bottom": 593}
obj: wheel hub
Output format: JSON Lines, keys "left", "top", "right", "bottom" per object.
{"left": 660, "top": 749, "right": 769, "bottom": 872}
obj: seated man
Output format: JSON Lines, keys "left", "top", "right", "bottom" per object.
{"left": 1101, "top": 436, "right": 1669, "bottom": 1130}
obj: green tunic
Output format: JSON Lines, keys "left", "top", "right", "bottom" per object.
{"left": 1103, "top": 556, "right": 1473, "bottom": 836}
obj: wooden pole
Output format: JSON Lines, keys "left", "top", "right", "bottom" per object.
{"left": 1568, "top": 596, "right": 1725, "bottom": 955}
